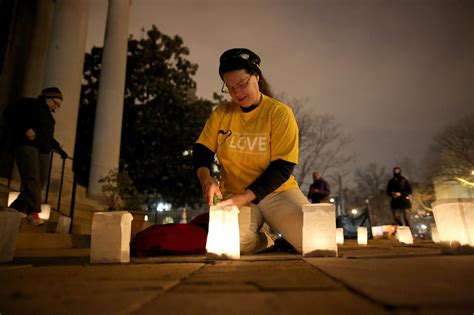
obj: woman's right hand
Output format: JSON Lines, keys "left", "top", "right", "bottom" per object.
{"left": 202, "top": 178, "right": 222, "bottom": 206}
{"left": 25, "top": 128, "right": 36, "bottom": 140}
{"left": 197, "top": 167, "right": 222, "bottom": 206}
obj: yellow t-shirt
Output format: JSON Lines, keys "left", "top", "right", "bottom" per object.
{"left": 196, "top": 94, "right": 299, "bottom": 195}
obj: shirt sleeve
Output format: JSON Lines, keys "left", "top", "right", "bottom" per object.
{"left": 192, "top": 143, "right": 215, "bottom": 174}
{"left": 247, "top": 159, "right": 296, "bottom": 203}
{"left": 270, "top": 104, "right": 299, "bottom": 163}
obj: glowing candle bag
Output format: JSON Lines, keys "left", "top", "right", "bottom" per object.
{"left": 430, "top": 224, "right": 439, "bottom": 243}
{"left": 206, "top": 205, "right": 240, "bottom": 259}
{"left": 371, "top": 226, "right": 383, "bottom": 239}
{"left": 0, "top": 211, "right": 22, "bottom": 262}
{"left": 90, "top": 211, "right": 133, "bottom": 263}
{"left": 302, "top": 204, "right": 337, "bottom": 257}
{"left": 432, "top": 198, "right": 474, "bottom": 254}
{"left": 56, "top": 215, "right": 71, "bottom": 234}
{"left": 357, "top": 227, "right": 368, "bottom": 245}
{"left": 7, "top": 192, "right": 19, "bottom": 207}
{"left": 336, "top": 228, "right": 344, "bottom": 245}
{"left": 39, "top": 204, "right": 51, "bottom": 220}
{"left": 397, "top": 226, "right": 414, "bottom": 244}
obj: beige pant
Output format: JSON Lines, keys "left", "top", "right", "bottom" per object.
{"left": 239, "top": 188, "right": 309, "bottom": 254}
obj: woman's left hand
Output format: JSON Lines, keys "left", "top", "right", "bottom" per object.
{"left": 217, "top": 190, "right": 256, "bottom": 208}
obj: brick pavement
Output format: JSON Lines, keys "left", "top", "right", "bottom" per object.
{"left": 1, "top": 239, "right": 473, "bottom": 315}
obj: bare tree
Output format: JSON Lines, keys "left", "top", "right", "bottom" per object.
{"left": 427, "top": 112, "right": 474, "bottom": 182}
{"left": 282, "top": 96, "right": 355, "bottom": 188}
{"left": 353, "top": 162, "right": 390, "bottom": 201}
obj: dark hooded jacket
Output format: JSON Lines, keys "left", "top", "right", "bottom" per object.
{"left": 3, "top": 96, "right": 61, "bottom": 153}
{"left": 386, "top": 174, "right": 412, "bottom": 210}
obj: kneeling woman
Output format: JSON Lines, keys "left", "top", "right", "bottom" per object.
{"left": 193, "top": 48, "right": 309, "bottom": 254}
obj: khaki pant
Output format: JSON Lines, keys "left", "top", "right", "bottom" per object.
{"left": 239, "top": 188, "right": 309, "bottom": 254}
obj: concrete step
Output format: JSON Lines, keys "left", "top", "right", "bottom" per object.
{"left": 1, "top": 179, "right": 106, "bottom": 235}
{"left": 16, "top": 232, "right": 90, "bottom": 249}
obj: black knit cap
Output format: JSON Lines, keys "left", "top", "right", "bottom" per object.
{"left": 219, "top": 48, "right": 261, "bottom": 79}
{"left": 41, "top": 87, "right": 63, "bottom": 100}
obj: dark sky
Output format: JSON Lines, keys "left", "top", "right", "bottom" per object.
{"left": 87, "top": 0, "right": 473, "bottom": 179}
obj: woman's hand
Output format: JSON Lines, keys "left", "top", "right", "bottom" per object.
{"left": 25, "top": 128, "right": 36, "bottom": 140}
{"left": 202, "top": 178, "right": 222, "bottom": 207}
{"left": 218, "top": 190, "right": 256, "bottom": 208}
{"left": 392, "top": 192, "right": 402, "bottom": 198}
{"left": 197, "top": 167, "right": 222, "bottom": 206}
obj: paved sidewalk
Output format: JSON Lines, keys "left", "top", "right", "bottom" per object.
{"left": 1, "top": 239, "right": 473, "bottom": 315}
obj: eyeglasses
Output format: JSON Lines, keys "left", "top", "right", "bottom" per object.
{"left": 221, "top": 75, "right": 253, "bottom": 94}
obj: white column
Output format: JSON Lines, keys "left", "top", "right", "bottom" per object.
{"left": 88, "top": 0, "right": 130, "bottom": 198}
{"left": 39, "top": 0, "right": 90, "bottom": 214}
{"left": 43, "top": 0, "right": 90, "bottom": 156}
{"left": 22, "top": 0, "right": 55, "bottom": 97}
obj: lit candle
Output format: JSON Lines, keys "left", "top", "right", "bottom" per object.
{"left": 430, "top": 223, "right": 439, "bottom": 243}
{"left": 432, "top": 199, "right": 474, "bottom": 253}
{"left": 336, "top": 227, "right": 344, "bottom": 245}
{"left": 302, "top": 204, "right": 338, "bottom": 257}
{"left": 357, "top": 227, "right": 367, "bottom": 245}
{"left": 397, "top": 226, "right": 414, "bottom": 244}
{"left": 39, "top": 204, "right": 51, "bottom": 220}
{"left": 7, "top": 192, "right": 19, "bottom": 207}
{"left": 206, "top": 205, "right": 241, "bottom": 259}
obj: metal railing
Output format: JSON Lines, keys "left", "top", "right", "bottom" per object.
{"left": 8, "top": 151, "right": 78, "bottom": 233}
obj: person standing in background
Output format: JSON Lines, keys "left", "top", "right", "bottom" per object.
{"left": 307, "top": 170, "right": 331, "bottom": 203}
{"left": 386, "top": 166, "right": 412, "bottom": 228}
{"left": 3, "top": 87, "right": 68, "bottom": 226}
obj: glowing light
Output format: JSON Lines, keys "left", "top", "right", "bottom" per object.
{"left": 7, "top": 192, "right": 19, "bottom": 207}
{"left": 420, "top": 224, "right": 427, "bottom": 230}
{"left": 39, "top": 204, "right": 51, "bottom": 220}
{"left": 329, "top": 198, "right": 335, "bottom": 203}
{"left": 371, "top": 226, "right": 384, "bottom": 239}
{"left": 455, "top": 177, "right": 474, "bottom": 187}
{"left": 163, "top": 216, "right": 174, "bottom": 224}
{"left": 336, "top": 228, "right": 344, "bottom": 245}
{"left": 431, "top": 224, "right": 440, "bottom": 243}
{"left": 351, "top": 209, "right": 358, "bottom": 215}
{"left": 302, "top": 204, "right": 338, "bottom": 257}
{"left": 432, "top": 199, "right": 474, "bottom": 253}
{"left": 206, "top": 205, "right": 240, "bottom": 259}
{"left": 357, "top": 227, "right": 367, "bottom": 245}
{"left": 397, "top": 226, "right": 414, "bottom": 244}
{"left": 156, "top": 202, "right": 171, "bottom": 212}
{"left": 144, "top": 215, "right": 148, "bottom": 222}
